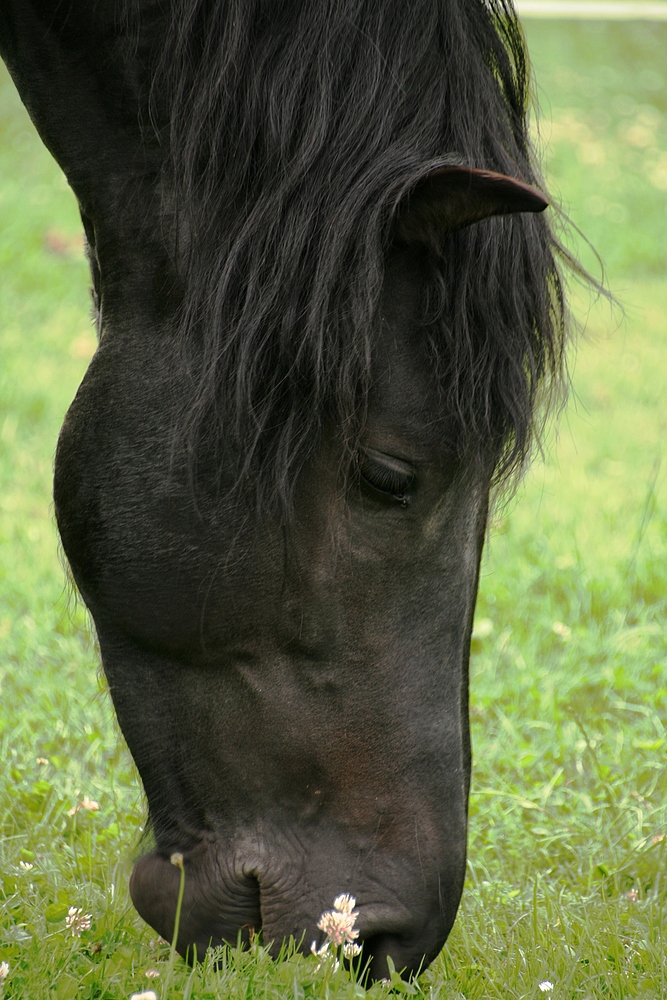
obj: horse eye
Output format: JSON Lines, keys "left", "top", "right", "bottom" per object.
{"left": 356, "top": 449, "right": 416, "bottom": 506}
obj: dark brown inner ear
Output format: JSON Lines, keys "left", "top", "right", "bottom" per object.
{"left": 393, "top": 166, "right": 549, "bottom": 247}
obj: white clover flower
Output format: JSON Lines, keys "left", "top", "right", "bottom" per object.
{"left": 343, "top": 942, "right": 362, "bottom": 958}
{"left": 315, "top": 892, "right": 361, "bottom": 956}
{"left": 66, "top": 906, "right": 92, "bottom": 937}
{"left": 144, "top": 969, "right": 160, "bottom": 978}
{"left": 333, "top": 893, "right": 356, "bottom": 915}
{"left": 0, "top": 961, "right": 9, "bottom": 980}
{"left": 19, "top": 861, "right": 34, "bottom": 871}
{"left": 129, "top": 992, "right": 158, "bottom": 1000}
{"left": 310, "top": 939, "right": 337, "bottom": 972}
{"left": 67, "top": 796, "right": 100, "bottom": 817}
{"left": 317, "top": 908, "right": 360, "bottom": 946}
{"left": 170, "top": 852, "right": 184, "bottom": 867}
{"left": 311, "top": 940, "right": 331, "bottom": 958}
{"left": 539, "top": 982, "right": 554, "bottom": 993}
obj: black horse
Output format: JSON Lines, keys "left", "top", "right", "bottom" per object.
{"left": 0, "top": 0, "right": 568, "bottom": 979}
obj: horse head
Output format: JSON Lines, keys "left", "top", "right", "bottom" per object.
{"left": 1, "top": 0, "right": 564, "bottom": 978}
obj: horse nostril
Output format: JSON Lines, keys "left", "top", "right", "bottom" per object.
{"left": 130, "top": 850, "right": 263, "bottom": 962}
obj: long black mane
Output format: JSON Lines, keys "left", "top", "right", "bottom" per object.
{"left": 149, "top": 0, "right": 567, "bottom": 512}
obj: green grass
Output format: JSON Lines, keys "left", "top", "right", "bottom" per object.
{"left": 525, "top": 19, "right": 667, "bottom": 280}
{"left": 1, "top": 18, "right": 667, "bottom": 1000}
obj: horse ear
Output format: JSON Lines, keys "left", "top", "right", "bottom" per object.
{"left": 392, "top": 166, "right": 548, "bottom": 247}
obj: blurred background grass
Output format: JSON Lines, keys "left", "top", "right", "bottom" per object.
{"left": 527, "top": 19, "right": 667, "bottom": 278}
{"left": 0, "top": 15, "right": 666, "bottom": 999}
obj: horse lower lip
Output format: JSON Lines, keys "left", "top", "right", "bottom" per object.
{"left": 361, "top": 933, "right": 419, "bottom": 980}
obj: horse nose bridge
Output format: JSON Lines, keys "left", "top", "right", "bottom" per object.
{"left": 277, "top": 572, "right": 347, "bottom": 659}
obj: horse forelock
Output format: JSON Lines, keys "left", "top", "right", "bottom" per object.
{"left": 142, "top": 0, "right": 569, "bottom": 516}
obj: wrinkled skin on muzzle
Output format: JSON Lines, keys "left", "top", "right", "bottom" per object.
{"left": 54, "top": 249, "right": 491, "bottom": 978}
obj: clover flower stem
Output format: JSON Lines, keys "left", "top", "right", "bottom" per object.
{"left": 165, "top": 853, "right": 186, "bottom": 987}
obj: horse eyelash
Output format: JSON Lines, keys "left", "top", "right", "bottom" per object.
{"left": 357, "top": 453, "right": 415, "bottom": 496}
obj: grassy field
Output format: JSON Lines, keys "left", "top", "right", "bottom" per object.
{"left": 1, "top": 16, "right": 666, "bottom": 1000}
